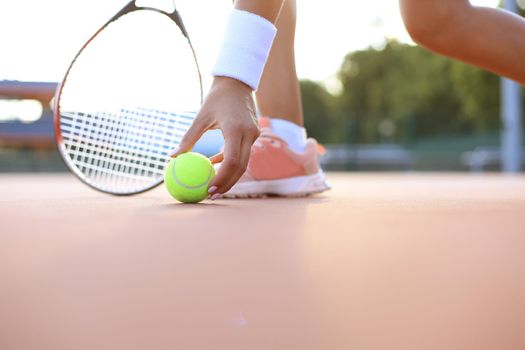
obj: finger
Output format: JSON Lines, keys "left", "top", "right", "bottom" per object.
{"left": 209, "top": 133, "right": 242, "bottom": 195}
{"left": 210, "top": 152, "right": 224, "bottom": 164}
{"left": 169, "top": 117, "right": 208, "bottom": 158}
{"left": 215, "top": 135, "right": 252, "bottom": 195}
{"left": 211, "top": 126, "right": 259, "bottom": 196}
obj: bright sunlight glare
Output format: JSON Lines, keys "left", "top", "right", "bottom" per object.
{"left": 0, "top": 0, "right": 501, "bottom": 85}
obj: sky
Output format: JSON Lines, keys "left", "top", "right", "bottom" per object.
{"left": 0, "top": 0, "right": 501, "bottom": 86}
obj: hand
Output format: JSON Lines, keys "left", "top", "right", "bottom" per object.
{"left": 170, "top": 77, "right": 260, "bottom": 198}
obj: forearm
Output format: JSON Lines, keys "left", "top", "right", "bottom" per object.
{"left": 234, "top": 0, "right": 285, "bottom": 23}
{"left": 173, "top": 1, "right": 288, "bottom": 196}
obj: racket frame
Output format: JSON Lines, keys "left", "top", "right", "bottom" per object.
{"left": 54, "top": 0, "right": 202, "bottom": 196}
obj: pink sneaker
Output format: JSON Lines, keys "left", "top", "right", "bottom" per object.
{"left": 222, "top": 117, "right": 331, "bottom": 198}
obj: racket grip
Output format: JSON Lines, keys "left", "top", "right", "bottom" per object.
{"left": 212, "top": 9, "right": 277, "bottom": 91}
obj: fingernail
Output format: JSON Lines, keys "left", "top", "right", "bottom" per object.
{"left": 208, "top": 186, "right": 218, "bottom": 194}
{"left": 168, "top": 147, "right": 179, "bottom": 157}
{"left": 210, "top": 193, "right": 222, "bottom": 201}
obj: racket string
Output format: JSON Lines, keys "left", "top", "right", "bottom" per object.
{"left": 61, "top": 110, "right": 191, "bottom": 160}
{"left": 61, "top": 109, "right": 194, "bottom": 191}
{"left": 56, "top": 9, "right": 202, "bottom": 194}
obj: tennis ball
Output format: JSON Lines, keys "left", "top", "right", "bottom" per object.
{"left": 164, "top": 152, "right": 215, "bottom": 203}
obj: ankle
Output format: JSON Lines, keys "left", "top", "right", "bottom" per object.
{"left": 266, "top": 117, "right": 307, "bottom": 153}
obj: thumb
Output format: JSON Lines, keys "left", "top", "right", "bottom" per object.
{"left": 169, "top": 118, "right": 207, "bottom": 158}
{"left": 210, "top": 152, "right": 224, "bottom": 164}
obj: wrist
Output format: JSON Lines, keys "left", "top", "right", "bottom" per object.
{"left": 211, "top": 76, "right": 252, "bottom": 94}
{"left": 212, "top": 9, "right": 277, "bottom": 91}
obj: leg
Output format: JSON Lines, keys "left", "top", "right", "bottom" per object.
{"left": 256, "top": 0, "right": 304, "bottom": 126}
{"left": 221, "top": 0, "right": 330, "bottom": 198}
{"left": 400, "top": 0, "right": 525, "bottom": 84}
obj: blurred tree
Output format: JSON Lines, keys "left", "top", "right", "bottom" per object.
{"left": 299, "top": 39, "right": 520, "bottom": 144}
{"left": 449, "top": 60, "right": 500, "bottom": 131}
{"left": 336, "top": 40, "right": 503, "bottom": 144}
{"left": 300, "top": 80, "right": 340, "bottom": 142}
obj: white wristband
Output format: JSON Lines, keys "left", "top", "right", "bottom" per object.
{"left": 212, "top": 9, "right": 277, "bottom": 91}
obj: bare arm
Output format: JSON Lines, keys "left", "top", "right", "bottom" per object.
{"left": 235, "top": 0, "right": 284, "bottom": 22}
{"left": 171, "top": 0, "right": 285, "bottom": 198}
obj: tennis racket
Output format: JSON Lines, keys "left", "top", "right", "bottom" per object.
{"left": 54, "top": 0, "right": 202, "bottom": 195}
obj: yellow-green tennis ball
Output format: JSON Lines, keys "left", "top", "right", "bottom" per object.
{"left": 164, "top": 152, "right": 215, "bottom": 203}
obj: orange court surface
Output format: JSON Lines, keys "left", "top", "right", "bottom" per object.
{"left": 1, "top": 172, "right": 525, "bottom": 350}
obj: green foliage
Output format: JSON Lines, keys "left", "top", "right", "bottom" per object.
{"left": 300, "top": 80, "right": 340, "bottom": 142}
{"left": 300, "top": 40, "right": 517, "bottom": 145}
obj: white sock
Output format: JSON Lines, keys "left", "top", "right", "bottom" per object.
{"left": 269, "top": 118, "right": 307, "bottom": 153}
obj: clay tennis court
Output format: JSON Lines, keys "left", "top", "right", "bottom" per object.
{"left": 1, "top": 173, "right": 524, "bottom": 350}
